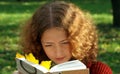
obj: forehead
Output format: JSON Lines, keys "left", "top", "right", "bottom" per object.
{"left": 41, "top": 27, "right": 67, "bottom": 42}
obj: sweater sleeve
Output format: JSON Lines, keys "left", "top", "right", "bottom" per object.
{"left": 89, "top": 61, "right": 112, "bottom": 74}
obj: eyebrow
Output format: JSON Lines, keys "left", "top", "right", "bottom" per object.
{"left": 42, "top": 39, "right": 68, "bottom": 44}
{"left": 59, "top": 39, "right": 68, "bottom": 43}
{"left": 42, "top": 42, "right": 53, "bottom": 44}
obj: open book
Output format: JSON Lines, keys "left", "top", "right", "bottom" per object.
{"left": 16, "top": 58, "right": 89, "bottom": 74}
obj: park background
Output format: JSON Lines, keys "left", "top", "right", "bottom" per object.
{"left": 0, "top": 0, "right": 120, "bottom": 74}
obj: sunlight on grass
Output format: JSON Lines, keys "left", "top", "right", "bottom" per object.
{"left": 92, "top": 14, "right": 112, "bottom": 24}
{"left": 0, "top": 1, "right": 46, "bottom": 5}
{"left": 0, "top": 36, "right": 19, "bottom": 50}
{"left": 0, "top": 13, "right": 31, "bottom": 24}
{"left": 100, "top": 43, "right": 120, "bottom": 52}
{"left": 0, "top": 13, "right": 31, "bottom": 51}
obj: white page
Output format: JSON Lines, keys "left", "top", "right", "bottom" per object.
{"left": 50, "top": 60, "right": 86, "bottom": 72}
{"left": 35, "top": 64, "right": 49, "bottom": 73}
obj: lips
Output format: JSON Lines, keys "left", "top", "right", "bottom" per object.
{"left": 55, "top": 57, "right": 65, "bottom": 61}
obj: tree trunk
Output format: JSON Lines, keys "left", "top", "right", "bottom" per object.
{"left": 111, "top": 0, "right": 120, "bottom": 27}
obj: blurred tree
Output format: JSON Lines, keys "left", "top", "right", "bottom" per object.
{"left": 17, "top": 0, "right": 28, "bottom": 2}
{"left": 111, "top": 0, "right": 120, "bottom": 27}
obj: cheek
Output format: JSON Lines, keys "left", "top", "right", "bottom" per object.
{"left": 64, "top": 44, "right": 72, "bottom": 52}
{"left": 62, "top": 45, "right": 72, "bottom": 55}
{"left": 65, "top": 49, "right": 72, "bottom": 55}
{"left": 43, "top": 47, "right": 55, "bottom": 58}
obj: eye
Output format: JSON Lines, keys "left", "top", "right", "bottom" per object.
{"left": 61, "top": 41, "right": 69, "bottom": 44}
{"left": 44, "top": 44, "right": 52, "bottom": 47}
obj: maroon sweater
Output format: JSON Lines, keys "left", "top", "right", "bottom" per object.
{"left": 87, "top": 61, "right": 112, "bottom": 74}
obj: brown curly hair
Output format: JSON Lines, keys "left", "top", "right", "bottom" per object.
{"left": 20, "top": 1, "right": 98, "bottom": 64}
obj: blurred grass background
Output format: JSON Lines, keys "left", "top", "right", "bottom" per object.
{"left": 0, "top": 0, "right": 120, "bottom": 74}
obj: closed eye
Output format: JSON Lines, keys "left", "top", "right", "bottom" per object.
{"left": 61, "top": 41, "right": 69, "bottom": 44}
{"left": 44, "top": 44, "right": 52, "bottom": 47}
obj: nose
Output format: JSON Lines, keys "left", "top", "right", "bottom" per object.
{"left": 55, "top": 44, "right": 63, "bottom": 57}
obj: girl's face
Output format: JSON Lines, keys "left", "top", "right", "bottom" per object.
{"left": 41, "top": 27, "right": 72, "bottom": 64}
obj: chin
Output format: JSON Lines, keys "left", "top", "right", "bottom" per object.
{"left": 55, "top": 60, "right": 69, "bottom": 64}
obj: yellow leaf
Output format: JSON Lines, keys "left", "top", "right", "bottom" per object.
{"left": 16, "top": 52, "right": 25, "bottom": 58}
{"left": 40, "top": 61, "right": 51, "bottom": 70}
{"left": 25, "top": 53, "right": 39, "bottom": 64}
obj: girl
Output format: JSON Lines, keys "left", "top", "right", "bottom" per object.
{"left": 14, "top": 1, "right": 112, "bottom": 74}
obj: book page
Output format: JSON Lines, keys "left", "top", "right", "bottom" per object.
{"left": 49, "top": 60, "right": 86, "bottom": 72}
{"left": 35, "top": 64, "right": 49, "bottom": 73}
{"left": 61, "top": 69, "right": 89, "bottom": 74}
{"left": 16, "top": 58, "right": 87, "bottom": 74}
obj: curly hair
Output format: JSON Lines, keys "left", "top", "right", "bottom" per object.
{"left": 20, "top": 1, "right": 98, "bottom": 64}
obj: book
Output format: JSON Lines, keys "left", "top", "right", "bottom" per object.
{"left": 16, "top": 58, "right": 89, "bottom": 74}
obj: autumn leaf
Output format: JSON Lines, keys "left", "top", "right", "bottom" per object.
{"left": 25, "top": 53, "right": 39, "bottom": 64}
{"left": 40, "top": 61, "right": 52, "bottom": 70}
{"left": 16, "top": 52, "right": 25, "bottom": 58}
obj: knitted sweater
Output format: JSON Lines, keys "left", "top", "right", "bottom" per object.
{"left": 87, "top": 61, "right": 112, "bottom": 74}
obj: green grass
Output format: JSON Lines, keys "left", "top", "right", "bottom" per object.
{"left": 0, "top": 0, "right": 120, "bottom": 74}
